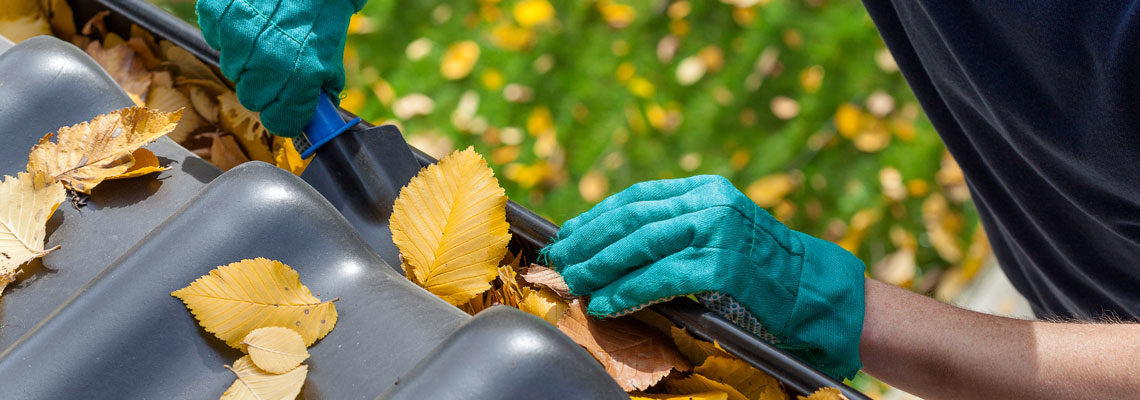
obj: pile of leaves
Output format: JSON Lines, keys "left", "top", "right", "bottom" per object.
{"left": 390, "top": 147, "right": 843, "bottom": 400}
{"left": 173, "top": 258, "right": 338, "bottom": 399}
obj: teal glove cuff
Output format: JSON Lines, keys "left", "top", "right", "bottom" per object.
{"left": 781, "top": 232, "right": 865, "bottom": 379}
{"left": 545, "top": 175, "right": 865, "bottom": 380}
{"left": 197, "top": 0, "right": 358, "bottom": 137}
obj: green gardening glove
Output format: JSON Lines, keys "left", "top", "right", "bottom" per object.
{"left": 543, "top": 175, "right": 865, "bottom": 379}
{"left": 197, "top": 0, "right": 366, "bottom": 137}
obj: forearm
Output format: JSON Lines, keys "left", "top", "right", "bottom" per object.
{"left": 859, "top": 278, "right": 1140, "bottom": 399}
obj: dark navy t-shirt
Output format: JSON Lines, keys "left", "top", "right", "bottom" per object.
{"left": 863, "top": 1, "right": 1140, "bottom": 320}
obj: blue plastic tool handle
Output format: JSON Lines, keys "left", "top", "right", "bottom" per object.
{"left": 296, "top": 91, "right": 363, "bottom": 159}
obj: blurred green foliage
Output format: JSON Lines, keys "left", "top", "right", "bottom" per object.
{"left": 152, "top": 0, "right": 987, "bottom": 299}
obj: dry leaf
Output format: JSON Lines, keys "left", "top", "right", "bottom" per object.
{"left": 188, "top": 85, "right": 221, "bottom": 124}
{"left": 26, "top": 107, "right": 181, "bottom": 193}
{"left": 146, "top": 84, "right": 205, "bottom": 143}
{"left": 171, "top": 258, "right": 338, "bottom": 348}
{"left": 162, "top": 42, "right": 227, "bottom": 86}
{"left": 106, "top": 148, "right": 166, "bottom": 180}
{"left": 39, "top": 0, "right": 75, "bottom": 40}
{"left": 218, "top": 91, "right": 270, "bottom": 142}
{"left": 0, "top": 0, "right": 52, "bottom": 43}
{"left": 556, "top": 300, "right": 691, "bottom": 391}
{"left": 518, "top": 287, "right": 568, "bottom": 325}
{"left": 665, "top": 374, "right": 748, "bottom": 400}
{"left": 519, "top": 263, "right": 572, "bottom": 299}
{"left": 86, "top": 42, "right": 151, "bottom": 106}
{"left": 390, "top": 147, "right": 511, "bottom": 305}
{"left": 670, "top": 326, "right": 731, "bottom": 366}
{"left": 695, "top": 356, "right": 787, "bottom": 400}
{"left": 0, "top": 172, "right": 65, "bottom": 292}
{"left": 459, "top": 291, "right": 493, "bottom": 315}
{"left": 273, "top": 138, "right": 311, "bottom": 177}
{"left": 797, "top": 387, "right": 847, "bottom": 400}
{"left": 241, "top": 327, "right": 310, "bottom": 374}
{"left": 631, "top": 392, "right": 729, "bottom": 400}
{"left": 221, "top": 355, "right": 307, "bottom": 400}
{"left": 210, "top": 135, "right": 250, "bottom": 172}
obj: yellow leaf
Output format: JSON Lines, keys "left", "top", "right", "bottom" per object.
{"left": 518, "top": 287, "right": 568, "bottom": 325}
{"left": 221, "top": 355, "right": 307, "bottom": 400}
{"left": 526, "top": 106, "right": 554, "bottom": 136}
{"left": 514, "top": 0, "right": 555, "bottom": 27}
{"left": 745, "top": 173, "right": 795, "bottom": 208}
{"left": 0, "top": 172, "right": 65, "bottom": 293}
{"left": 665, "top": 374, "right": 749, "bottom": 400}
{"left": 630, "top": 392, "right": 729, "bottom": 400}
{"left": 85, "top": 42, "right": 151, "bottom": 106}
{"left": 556, "top": 300, "right": 692, "bottom": 391}
{"left": 490, "top": 24, "right": 536, "bottom": 51}
{"left": 390, "top": 147, "right": 511, "bottom": 305}
{"left": 145, "top": 84, "right": 204, "bottom": 143}
{"left": 797, "top": 387, "right": 848, "bottom": 400}
{"left": 218, "top": 91, "right": 270, "bottom": 143}
{"left": 696, "top": 356, "right": 787, "bottom": 400}
{"left": 0, "top": 0, "right": 51, "bottom": 42}
{"left": 26, "top": 107, "right": 182, "bottom": 193}
{"left": 171, "top": 258, "right": 338, "bottom": 348}
{"left": 489, "top": 260, "right": 524, "bottom": 308}
{"left": 459, "top": 291, "right": 493, "bottom": 315}
{"left": 440, "top": 41, "right": 480, "bottom": 80}
{"left": 106, "top": 148, "right": 166, "bottom": 180}
{"left": 598, "top": 1, "right": 636, "bottom": 29}
{"left": 834, "top": 104, "right": 861, "bottom": 139}
{"left": 670, "top": 326, "right": 730, "bottom": 366}
{"left": 273, "top": 138, "right": 311, "bottom": 177}
{"left": 41, "top": 0, "right": 75, "bottom": 40}
{"left": 241, "top": 327, "right": 310, "bottom": 374}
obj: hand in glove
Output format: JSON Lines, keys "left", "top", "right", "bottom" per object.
{"left": 197, "top": 0, "right": 366, "bottom": 136}
{"left": 544, "top": 175, "right": 866, "bottom": 379}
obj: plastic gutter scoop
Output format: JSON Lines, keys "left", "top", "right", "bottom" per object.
{"left": 294, "top": 91, "right": 363, "bottom": 159}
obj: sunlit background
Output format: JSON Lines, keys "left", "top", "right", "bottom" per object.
{"left": 148, "top": 0, "right": 998, "bottom": 396}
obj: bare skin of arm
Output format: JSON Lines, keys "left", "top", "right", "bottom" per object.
{"left": 859, "top": 278, "right": 1140, "bottom": 400}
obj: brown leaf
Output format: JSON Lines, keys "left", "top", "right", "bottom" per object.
{"left": 210, "top": 134, "right": 250, "bottom": 172}
{"left": 26, "top": 107, "right": 181, "bottom": 193}
{"left": 161, "top": 41, "right": 227, "bottom": 86}
{"left": 556, "top": 300, "right": 691, "bottom": 391}
{"left": 519, "top": 263, "right": 573, "bottom": 299}
{"left": 85, "top": 41, "right": 151, "bottom": 106}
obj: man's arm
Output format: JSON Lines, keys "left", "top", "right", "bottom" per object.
{"left": 860, "top": 278, "right": 1140, "bottom": 399}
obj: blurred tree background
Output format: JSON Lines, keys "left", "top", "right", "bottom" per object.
{"left": 150, "top": 0, "right": 990, "bottom": 315}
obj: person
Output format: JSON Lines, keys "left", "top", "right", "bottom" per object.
{"left": 197, "top": 0, "right": 1140, "bottom": 398}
